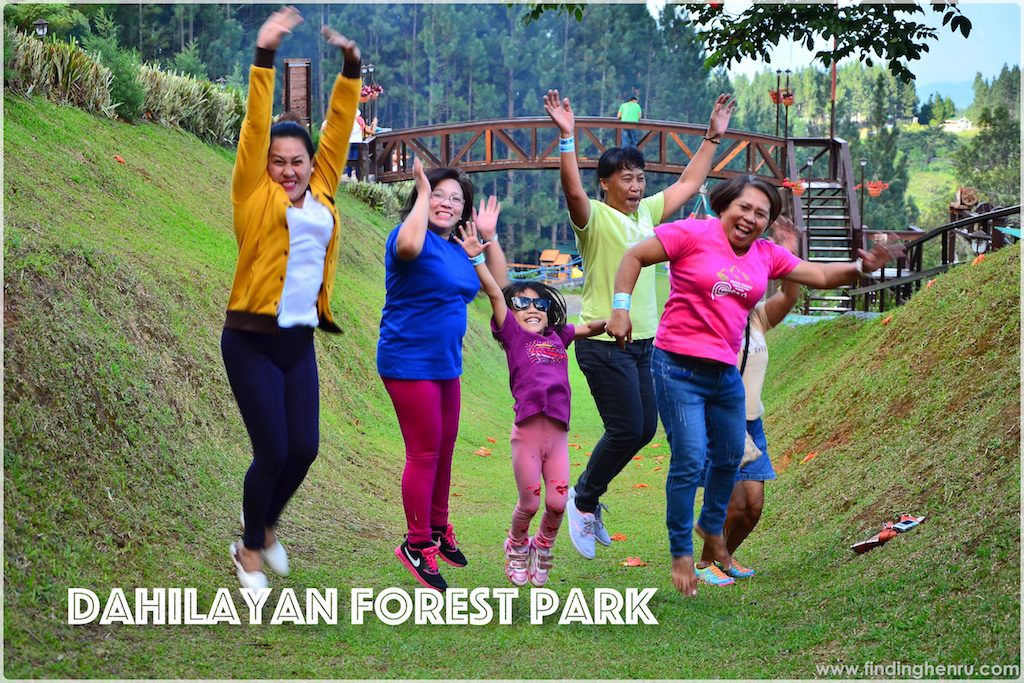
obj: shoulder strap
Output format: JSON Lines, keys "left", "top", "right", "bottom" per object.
{"left": 739, "top": 316, "right": 751, "bottom": 375}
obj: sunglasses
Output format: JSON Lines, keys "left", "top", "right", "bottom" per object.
{"left": 510, "top": 296, "right": 551, "bottom": 312}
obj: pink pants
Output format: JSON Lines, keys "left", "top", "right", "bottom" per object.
{"left": 509, "top": 414, "right": 570, "bottom": 548}
{"left": 383, "top": 378, "right": 460, "bottom": 546}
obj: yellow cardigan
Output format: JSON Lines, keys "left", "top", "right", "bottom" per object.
{"left": 225, "top": 64, "right": 360, "bottom": 334}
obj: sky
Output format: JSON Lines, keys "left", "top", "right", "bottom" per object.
{"left": 645, "top": 0, "right": 1021, "bottom": 88}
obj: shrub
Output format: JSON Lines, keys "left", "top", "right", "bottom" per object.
{"left": 341, "top": 179, "right": 410, "bottom": 220}
{"left": 137, "top": 64, "right": 243, "bottom": 145}
{"left": 82, "top": 10, "right": 145, "bottom": 120}
{"left": 4, "top": 27, "right": 114, "bottom": 116}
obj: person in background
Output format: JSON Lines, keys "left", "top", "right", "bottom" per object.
{"left": 617, "top": 94, "right": 642, "bottom": 148}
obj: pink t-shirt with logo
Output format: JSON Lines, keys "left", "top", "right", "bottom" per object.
{"left": 653, "top": 217, "right": 801, "bottom": 365}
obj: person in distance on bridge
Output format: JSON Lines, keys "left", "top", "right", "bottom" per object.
{"left": 607, "top": 175, "right": 901, "bottom": 596}
{"left": 617, "top": 94, "right": 642, "bottom": 148}
{"left": 378, "top": 157, "right": 508, "bottom": 592}
{"left": 222, "top": 7, "right": 362, "bottom": 590}
{"left": 543, "top": 88, "right": 736, "bottom": 560}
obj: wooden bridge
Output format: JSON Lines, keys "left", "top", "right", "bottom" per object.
{"left": 353, "top": 117, "right": 1018, "bottom": 314}
{"left": 366, "top": 117, "right": 786, "bottom": 183}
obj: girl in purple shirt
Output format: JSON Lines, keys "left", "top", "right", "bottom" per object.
{"left": 458, "top": 224, "right": 606, "bottom": 587}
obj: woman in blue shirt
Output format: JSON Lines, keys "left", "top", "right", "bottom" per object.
{"left": 378, "top": 158, "right": 506, "bottom": 591}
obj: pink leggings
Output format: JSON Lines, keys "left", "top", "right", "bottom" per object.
{"left": 509, "top": 414, "right": 570, "bottom": 549}
{"left": 383, "top": 378, "right": 460, "bottom": 546}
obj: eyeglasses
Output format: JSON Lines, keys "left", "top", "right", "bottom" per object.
{"left": 510, "top": 296, "right": 551, "bottom": 312}
{"left": 429, "top": 191, "right": 465, "bottom": 206}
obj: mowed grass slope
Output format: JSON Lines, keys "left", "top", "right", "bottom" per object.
{"left": 4, "top": 92, "right": 1020, "bottom": 678}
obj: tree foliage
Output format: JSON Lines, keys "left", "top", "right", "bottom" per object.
{"left": 954, "top": 107, "right": 1021, "bottom": 207}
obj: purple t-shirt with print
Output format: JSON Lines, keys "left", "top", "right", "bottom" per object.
{"left": 491, "top": 309, "right": 576, "bottom": 429}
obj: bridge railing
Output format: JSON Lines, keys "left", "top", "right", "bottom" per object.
{"left": 847, "top": 204, "right": 1021, "bottom": 312}
{"left": 368, "top": 117, "right": 787, "bottom": 183}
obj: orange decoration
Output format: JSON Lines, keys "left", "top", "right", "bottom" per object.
{"left": 971, "top": 253, "right": 986, "bottom": 266}
{"left": 881, "top": 315, "right": 893, "bottom": 326}
{"left": 114, "top": 155, "right": 126, "bottom": 164}
{"left": 621, "top": 557, "right": 648, "bottom": 567}
{"left": 610, "top": 533, "right": 628, "bottom": 541}
{"left": 474, "top": 447, "right": 492, "bottom": 456}
{"left": 801, "top": 451, "right": 818, "bottom": 464}
{"left": 633, "top": 483, "right": 649, "bottom": 489}
{"left": 486, "top": 437, "right": 497, "bottom": 443}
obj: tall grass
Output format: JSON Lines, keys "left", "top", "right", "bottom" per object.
{"left": 138, "top": 64, "right": 243, "bottom": 145}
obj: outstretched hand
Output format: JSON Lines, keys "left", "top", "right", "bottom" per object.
{"left": 544, "top": 89, "right": 575, "bottom": 137}
{"left": 257, "top": 6, "right": 302, "bottom": 51}
{"left": 412, "top": 157, "right": 431, "bottom": 198}
{"left": 453, "top": 221, "right": 491, "bottom": 259}
{"left": 472, "top": 196, "right": 502, "bottom": 241}
{"left": 320, "top": 25, "right": 360, "bottom": 64}
{"left": 707, "top": 93, "right": 737, "bottom": 139}
{"left": 857, "top": 237, "right": 905, "bottom": 272}
{"left": 770, "top": 215, "right": 800, "bottom": 256}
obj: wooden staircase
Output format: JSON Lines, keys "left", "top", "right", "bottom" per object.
{"left": 787, "top": 139, "right": 863, "bottom": 314}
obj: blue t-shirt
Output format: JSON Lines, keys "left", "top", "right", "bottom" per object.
{"left": 377, "top": 226, "right": 480, "bottom": 380}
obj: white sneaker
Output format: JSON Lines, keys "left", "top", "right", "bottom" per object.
{"left": 241, "top": 510, "right": 289, "bottom": 575}
{"left": 504, "top": 538, "right": 530, "bottom": 586}
{"left": 527, "top": 537, "right": 554, "bottom": 587}
{"left": 230, "top": 542, "right": 268, "bottom": 590}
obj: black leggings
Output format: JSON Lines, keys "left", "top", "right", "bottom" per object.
{"left": 221, "top": 327, "right": 319, "bottom": 550}
{"left": 573, "top": 338, "right": 659, "bottom": 513}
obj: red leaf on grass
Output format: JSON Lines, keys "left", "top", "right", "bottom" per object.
{"left": 632, "top": 455, "right": 643, "bottom": 460}
{"left": 621, "top": 556, "right": 647, "bottom": 567}
{"left": 649, "top": 443, "right": 662, "bottom": 448}
{"left": 114, "top": 155, "right": 126, "bottom": 164}
{"left": 610, "top": 533, "right": 627, "bottom": 541}
{"left": 652, "top": 466, "right": 662, "bottom": 472}
{"left": 881, "top": 315, "right": 893, "bottom": 325}
{"left": 633, "top": 483, "right": 649, "bottom": 489}
{"left": 486, "top": 437, "right": 497, "bottom": 443}
{"left": 801, "top": 451, "right": 818, "bottom": 464}
{"left": 972, "top": 253, "right": 986, "bottom": 266}
{"left": 474, "top": 447, "right": 492, "bottom": 456}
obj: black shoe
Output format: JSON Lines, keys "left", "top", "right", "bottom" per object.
{"left": 432, "top": 524, "right": 468, "bottom": 567}
{"left": 395, "top": 541, "right": 447, "bottom": 591}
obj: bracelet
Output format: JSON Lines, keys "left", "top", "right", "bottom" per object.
{"left": 559, "top": 136, "right": 576, "bottom": 153}
{"left": 469, "top": 253, "right": 486, "bottom": 266}
{"left": 703, "top": 135, "right": 721, "bottom": 144}
{"left": 612, "top": 292, "right": 632, "bottom": 311}
{"left": 854, "top": 257, "right": 871, "bottom": 276}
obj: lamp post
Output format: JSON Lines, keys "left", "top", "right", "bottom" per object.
{"left": 774, "top": 69, "right": 782, "bottom": 137}
{"left": 33, "top": 18, "right": 48, "bottom": 38}
{"left": 966, "top": 229, "right": 990, "bottom": 255}
{"left": 782, "top": 69, "right": 792, "bottom": 143}
{"left": 858, "top": 158, "right": 867, "bottom": 230}
{"left": 361, "top": 63, "right": 377, "bottom": 124}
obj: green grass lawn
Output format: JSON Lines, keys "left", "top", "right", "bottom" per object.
{"left": 3, "top": 92, "right": 1020, "bottom": 679}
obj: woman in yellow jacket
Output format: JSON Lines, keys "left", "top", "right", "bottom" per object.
{"left": 223, "top": 7, "right": 361, "bottom": 590}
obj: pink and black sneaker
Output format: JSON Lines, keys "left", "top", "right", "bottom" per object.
{"left": 431, "top": 524, "right": 468, "bottom": 567}
{"left": 395, "top": 540, "right": 447, "bottom": 592}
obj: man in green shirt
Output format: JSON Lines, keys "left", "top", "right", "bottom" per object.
{"left": 617, "top": 95, "right": 642, "bottom": 147}
{"left": 543, "top": 88, "right": 736, "bottom": 559}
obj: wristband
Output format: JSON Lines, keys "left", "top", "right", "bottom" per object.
{"left": 854, "top": 257, "right": 871, "bottom": 276}
{"left": 612, "top": 292, "right": 632, "bottom": 311}
{"left": 703, "top": 135, "right": 721, "bottom": 144}
{"left": 469, "top": 253, "right": 486, "bottom": 266}
{"left": 559, "top": 136, "right": 575, "bottom": 153}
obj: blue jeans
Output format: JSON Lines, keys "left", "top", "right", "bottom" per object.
{"left": 652, "top": 348, "right": 746, "bottom": 557}
{"left": 573, "top": 338, "right": 658, "bottom": 513}
{"left": 623, "top": 128, "right": 639, "bottom": 148}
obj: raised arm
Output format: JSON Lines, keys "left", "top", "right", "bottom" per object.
{"left": 544, "top": 89, "right": 591, "bottom": 229}
{"left": 605, "top": 236, "right": 670, "bottom": 348}
{"left": 661, "top": 94, "right": 736, "bottom": 218}
{"left": 472, "top": 195, "right": 508, "bottom": 289}
{"left": 232, "top": 7, "right": 304, "bottom": 199}
{"left": 310, "top": 25, "right": 361, "bottom": 196}
{"left": 763, "top": 216, "right": 801, "bottom": 327}
{"left": 454, "top": 221, "right": 508, "bottom": 330}
{"left": 394, "top": 158, "right": 433, "bottom": 261}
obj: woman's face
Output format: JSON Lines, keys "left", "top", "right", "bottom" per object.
{"left": 600, "top": 166, "right": 646, "bottom": 215}
{"left": 427, "top": 178, "right": 465, "bottom": 233}
{"left": 510, "top": 287, "right": 550, "bottom": 334}
{"left": 720, "top": 186, "right": 773, "bottom": 253}
{"left": 267, "top": 137, "right": 313, "bottom": 205}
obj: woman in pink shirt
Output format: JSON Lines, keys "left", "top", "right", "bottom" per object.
{"left": 606, "top": 174, "right": 897, "bottom": 596}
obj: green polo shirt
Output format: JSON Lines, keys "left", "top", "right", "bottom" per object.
{"left": 573, "top": 193, "right": 665, "bottom": 342}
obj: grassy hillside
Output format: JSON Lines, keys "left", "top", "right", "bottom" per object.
{"left": 4, "top": 92, "right": 1020, "bottom": 678}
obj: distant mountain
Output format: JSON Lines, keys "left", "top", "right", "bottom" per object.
{"left": 915, "top": 80, "right": 975, "bottom": 111}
